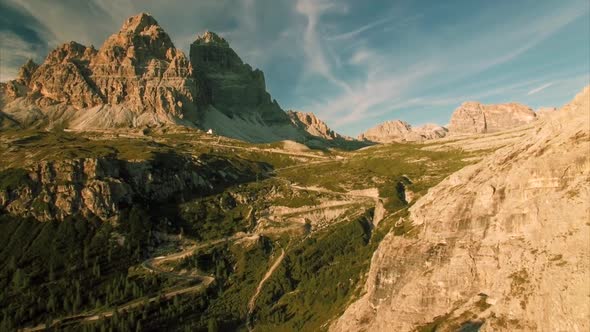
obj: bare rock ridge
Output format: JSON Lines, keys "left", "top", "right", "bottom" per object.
{"left": 360, "top": 101, "right": 539, "bottom": 144}
{"left": 332, "top": 86, "right": 590, "bottom": 331}
{"left": 358, "top": 120, "right": 448, "bottom": 143}
{"left": 0, "top": 13, "right": 308, "bottom": 143}
{"left": 287, "top": 110, "right": 351, "bottom": 141}
{"left": 448, "top": 101, "right": 536, "bottom": 134}
{"left": 0, "top": 153, "right": 269, "bottom": 221}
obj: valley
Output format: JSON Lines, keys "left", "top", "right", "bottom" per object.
{"left": 0, "top": 7, "right": 588, "bottom": 332}
{"left": 0, "top": 125, "right": 480, "bottom": 331}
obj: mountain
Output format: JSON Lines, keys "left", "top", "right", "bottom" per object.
{"left": 358, "top": 120, "right": 447, "bottom": 143}
{"left": 190, "top": 32, "right": 307, "bottom": 142}
{"left": 448, "top": 101, "right": 537, "bottom": 134}
{"left": 1, "top": 13, "right": 197, "bottom": 129}
{"left": 0, "top": 13, "right": 308, "bottom": 143}
{"left": 287, "top": 110, "right": 351, "bottom": 141}
{"left": 332, "top": 86, "right": 590, "bottom": 332}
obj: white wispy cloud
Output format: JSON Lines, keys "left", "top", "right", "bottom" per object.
{"left": 0, "top": 31, "right": 44, "bottom": 81}
{"left": 304, "top": 0, "right": 588, "bottom": 133}
{"left": 527, "top": 82, "right": 554, "bottom": 95}
{"left": 5, "top": 0, "right": 134, "bottom": 47}
{"left": 325, "top": 15, "right": 394, "bottom": 41}
{"left": 295, "top": 0, "right": 352, "bottom": 93}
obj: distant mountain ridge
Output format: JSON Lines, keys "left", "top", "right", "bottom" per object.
{"left": 0, "top": 12, "right": 551, "bottom": 146}
{"left": 358, "top": 120, "right": 448, "bottom": 143}
{"left": 448, "top": 101, "right": 537, "bottom": 134}
{"left": 359, "top": 100, "right": 540, "bottom": 143}
{"left": 287, "top": 110, "right": 353, "bottom": 141}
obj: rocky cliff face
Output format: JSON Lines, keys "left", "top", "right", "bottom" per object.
{"left": 189, "top": 32, "right": 306, "bottom": 142}
{"left": 332, "top": 86, "right": 590, "bottom": 331}
{"left": 448, "top": 101, "right": 536, "bottom": 134}
{"left": 287, "top": 110, "right": 350, "bottom": 141}
{"left": 0, "top": 153, "right": 269, "bottom": 222}
{"left": 358, "top": 120, "right": 447, "bottom": 143}
{"left": 1, "top": 13, "right": 198, "bottom": 129}
{"left": 0, "top": 13, "right": 307, "bottom": 143}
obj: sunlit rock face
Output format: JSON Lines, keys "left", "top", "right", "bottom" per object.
{"left": 449, "top": 101, "right": 537, "bottom": 134}
{"left": 0, "top": 13, "right": 307, "bottom": 142}
{"left": 333, "top": 86, "right": 590, "bottom": 332}
{"left": 358, "top": 120, "right": 448, "bottom": 143}
{"left": 287, "top": 110, "right": 352, "bottom": 141}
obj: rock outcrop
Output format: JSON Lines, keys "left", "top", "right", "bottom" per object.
{"left": 332, "top": 86, "right": 590, "bottom": 331}
{"left": 448, "top": 101, "right": 536, "bottom": 134}
{"left": 0, "top": 13, "right": 309, "bottom": 143}
{"left": 358, "top": 120, "right": 447, "bottom": 143}
{"left": 189, "top": 31, "right": 306, "bottom": 142}
{"left": 536, "top": 106, "right": 558, "bottom": 117}
{"left": 0, "top": 153, "right": 270, "bottom": 221}
{"left": 287, "top": 110, "right": 350, "bottom": 141}
{"left": 412, "top": 123, "right": 449, "bottom": 140}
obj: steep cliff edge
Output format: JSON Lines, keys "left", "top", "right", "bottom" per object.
{"left": 190, "top": 32, "right": 306, "bottom": 142}
{"left": 287, "top": 110, "right": 353, "bottom": 141}
{"left": 333, "top": 86, "right": 590, "bottom": 331}
{"left": 0, "top": 152, "right": 269, "bottom": 222}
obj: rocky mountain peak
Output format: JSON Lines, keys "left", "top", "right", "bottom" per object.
{"left": 449, "top": 101, "right": 536, "bottom": 134}
{"left": 287, "top": 110, "right": 341, "bottom": 140}
{"left": 45, "top": 41, "right": 94, "bottom": 64}
{"left": 194, "top": 31, "right": 230, "bottom": 48}
{"left": 120, "top": 12, "right": 160, "bottom": 35}
{"left": 97, "top": 12, "right": 175, "bottom": 64}
{"left": 358, "top": 120, "right": 448, "bottom": 143}
{"left": 1, "top": 13, "right": 306, "bottom": 142}
{"left": 17, "top": 59, "right": 39, "bottom": 85}
{"left": 358, "top": 120, "right": 412, "bottom": 142}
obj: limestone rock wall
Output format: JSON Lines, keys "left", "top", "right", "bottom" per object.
{"left": 449, "top": 101, "right": 536, "bottom": 134}
{"left": 0, "top": 153, "right": 268, "bottom": 222}
{"left": 333, "top": 86, "right": 590, "bottom": 332}
{"left": 358, "top": 120, "right": 447, "bottom": 143}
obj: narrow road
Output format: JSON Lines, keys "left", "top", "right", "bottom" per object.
{"left": 207, "top": 141, "right": 332, "bottom": 160}
{"left": 21, "top": 281, "right": 213, "bottom": 332}
{"left": 142, "top": 233, "right": 247, "bottom": 276}
{"left": 247, "top": 248, "right": 286, "bottom": 330}
{"left": 22, "top": 234, "right": 248, "bottom": 332}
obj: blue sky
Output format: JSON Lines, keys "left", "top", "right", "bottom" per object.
{"left": 1, "top": 0, "right": 588, "bottom": 136}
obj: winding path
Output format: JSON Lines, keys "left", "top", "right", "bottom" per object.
{"left": 21, "top": 234, "right": 249, "bottom": 332}
{"left": 247, "top": 248, "right": 286, "bottom": 330}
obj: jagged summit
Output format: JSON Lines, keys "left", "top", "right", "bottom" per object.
{"left": 44, "top": 41, "right": 94, "bottom": 64}
{"left": 97, "top": 12, "right": 176, "bottom": 64}
{"left": 287, "top": 110, "right": 353, "bottom": 142}
{"left": 0, "top": 12, "right": 311, "bottom": 143}
{"left": 119, "top": 12, "right": 160, "bottom": 35}
{"left": 194, "top": 31, "right": 230, "bottom": 47}
{"left": 16, "top": 59, "right": 38, "bottom": 85}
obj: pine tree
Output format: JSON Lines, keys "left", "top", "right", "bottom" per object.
{"left": 207, "top": 318, "right": 219, "bottom": 332}
{"left": 11, "top": 268, "right": 24, "bottom": 289}
{"left": 49, "top": 263, "right": 56, "bottom": 282}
